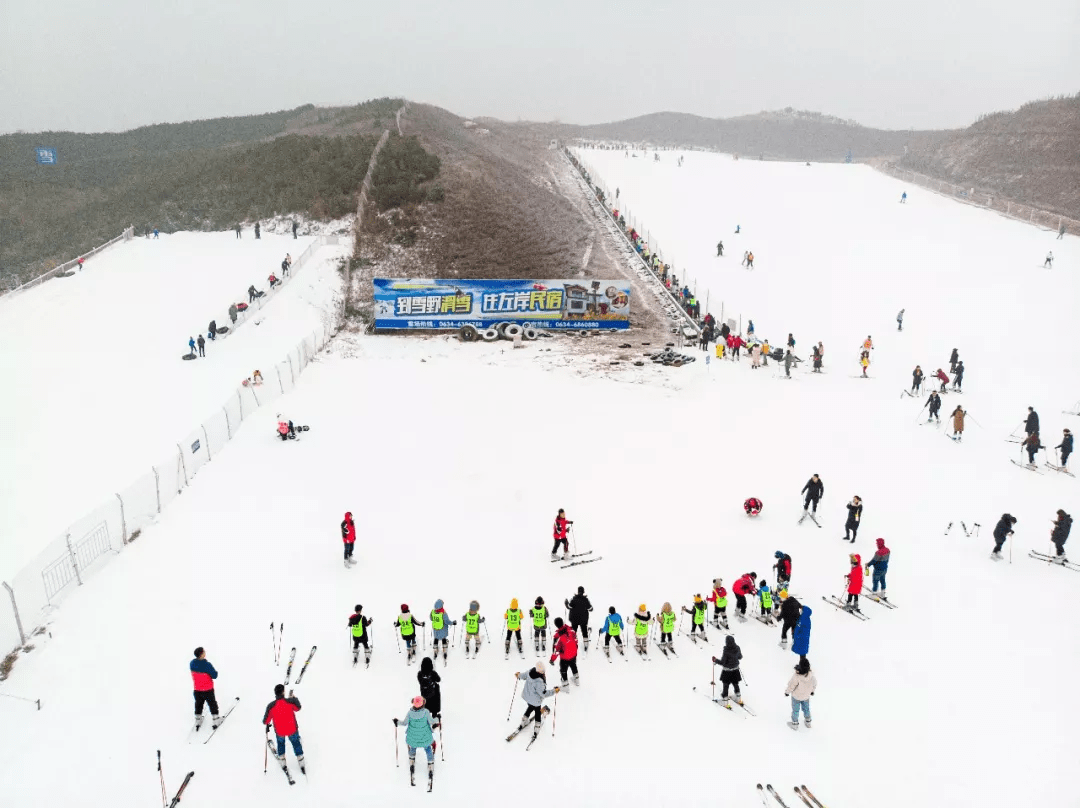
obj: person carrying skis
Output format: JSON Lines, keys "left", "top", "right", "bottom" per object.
{"left": 951, "top": 406, "right": 966, "bottom": 440}
{"left": 712, "top": 635, "right": 744, "bottom": 705}
{"left": 757, "top": 581, "right": 775, "bottom": 624}
{"left": 656, "top": 603, "right": 677, "bottom": 653}
{"left": 513, "top": 664, "right": 559, "bottom": 742}
{"left": 394, "top": 605, "right": 425, "bottom": 662}
{"left": 462, "top": 600, "right": 485, "bottom": 656}
{"left": 564, "top": 586, "right": 593, "bottom": 651}
{"left": 934, "top": 368, "right": 949, "bottom": 392}
{"left": 802, "top": 474, "right": 824, "bottom": 514}
{"left": 926, "top": 391, "right": 942, "bottom": 423}
{"left": 632, "top": 604, "right": 652, "bottom": 655}
{"left": 991, "top": 513, "right": 1017, "bottom": 560}
{"left": 844, "top": 496, "right": 863, "bottom": 543}
{"left": 953, "top": 361, "right": 964, "bottom": 391}
{"left": 417, "top": 658, "right": 442, "bottom": 721}
{"left": 348, "top": 605, "right": 373, "bottom": 666}
{"left": 190, "top": 647, "right": 222, "bottom": 730}
{"left": 681, "top": 595, "right": 709, "bottom": 640}
{"left": 531, "top": 597, "right": 549, "bottom": 652}
{"left": 733, "top": 572, "right": 757, "bottom": 621}
{"left": 1023, "top": 431, "right": 1043, "bottom": 467}
{"left": 263, "top": 684, "right": 304, "bottom": 776}
{"left": 866, "top": 538, "right": 890, "bottom": 595}
{"left": 599, "top": 606, "right": 625, "bottom": 657}
{"left": 778, "top": 592, "right": 802, "bottom": 648}
{"left": 341, "top": 511, "right": 357, "bottom": 567}
{"left": 504, "top": 598, "right": 524, "bottom": 657}
{"left": 551, "top": 509, "right": 573, "bottom": 561}
{"left": 785, "top": 657, "right": 817, "bottom": 730}
{"left": 430, "top": 600, "right": 454, "bottom": 662}
{"left": 912, "top": 365, "right": 924, "bottom": 394}
{"left": 707, "top": 578, "right": 729, "bottom": 628}
{"left": 550, "top": 617, "right": 580, "bottom": 687}
{"left": 844, "top": 554, "right": 863, "bottom": 612}
{"left": 1056, "top": 428, "right": 1073, "bottom": 469}
{"left": 394, "top": 696, "right": 437, "bottom": 787}
{"left": 1051, "top": 509, "right": 1072, "bottom": 563}
{"left": 792, "top": 605, "right": 812, "bottom": 662}
{"left": 1025, "top": 407, "right": 1040, "bottom": 437}
{"left": 773, "top": 552, "right": 792, "bottom": 592}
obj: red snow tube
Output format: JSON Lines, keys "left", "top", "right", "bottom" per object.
{"left": 743, "top": 497, "right": 763, "bottom": 516}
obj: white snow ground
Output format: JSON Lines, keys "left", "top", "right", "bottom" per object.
{"left": 0, "top": 154, "right": 1076, "bottom": 808}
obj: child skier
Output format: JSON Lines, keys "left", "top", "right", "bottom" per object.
{"left": 504, "top": 598, "right": 524, "bottom": 657}
{"left": 430, "top": 600, "right": 454, "bottom": 663}
{"left": 866, "top": 538, "right": 890, "bottom": 595}
{"left": 394, "top": 605, "right": 426, "bottom": 663}
{"left": 599, "top": 606, "right": 625, "bottom": 657}
{"left": 531, "top": 597, "right": 549, "bottom": 652}
{"left": 707, "top": 578, "right": 729, "bottom": 629}
{"left": 632, "top": 604, "right": 652, "bottom": 655}
{"left": 348, "top": 605, "right": 373, "bottom": 667}
{"left": 772, "top": 552, "right": 792, "bottom": 592}
{"left": 860, "top": 350, "right": 870, "bottom": 378}
{"left": 657, "top": 603, "right": 677, "bottom": 654}
{"left": 991, "top": 513, "right": 1017, "bottom": 560}
{"left": 394, "top": 696, "right": 438, "bottom": 788}
{"left": 462, "top": 600, "right": 485, "bottom": 657}
{"left": 417, "top": 658, "right": 442, "bottom": 722}
{"left": 712, "top": 635, "right": 744, "bottom": 705}
{"left": 784, "top": 658, "right": 817, "bottom": 730}
{"left": 550, "top": 617, "right": 580, "bottom": 688}
{"left": 844, "top": 555, "right": 863, "bottom": 612}
{"left": 551, "top": 509, "right": 573, "bottom": 561}
{"left": 757, "top": 581, "right": 775, "bottom": 625}
{"left": 512, "top": 664, "right": 559, "bottom": 742}
{"left": 934, "top": 368, "right": 949, "bottom": 393}
{"left": 681, "top": 595, "right": 709, "bottom": 641}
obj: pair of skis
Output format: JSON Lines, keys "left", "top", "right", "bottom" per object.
{"left": 284, "top": 646, "right": 317, "bottom": 686}
{"left": 944, "top": 521, "right": 979, "bottom": 537}
{"left": 701, "top": 686, "right": 756, "bottom": 716}
{"left": 759, "top": 783, "right": 827, "bottom": 808}
{"left": 1010, "top": 459, "right": 1044, "bottom": 475}
{"left": 1029, "top": 551, "right": 1080, "bottom": 571}
{"left": 821, "top": 596, "right": 870, "bottom": 620}
{"left": 551, "top": 550, "right": 603, "bottom": 569}
{"left": 505, "top": 706, "right": 550, "bottom": 748}
{"left": 1045, "top": 463, "right": 1074, "bottom": 477}
{"left": 797, "top": 511, "right": 822, "bottom": 528}
{"left": 189, "top": 697, "right": 240, "bottom": 744}
{"left": 266, "top": 737, "right": 305, "bottom": 785}
{"left": 861, "top": 587, "right": 898, "bottom": 609}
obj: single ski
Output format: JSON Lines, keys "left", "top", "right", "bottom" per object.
{"left": 506, "top": 707, "right": 548, "bottom": 742}
{"left": 284, "top": 647, "right": 297, "bottom": 684}
{"left": 1045, "top": 463, "right": 1075, "bottom": 477}
{"left": 551, "top": 550, "right": 592, "bottom": 563}
{"left": 768, "top": 784, "right": 792, "bottom": 808}
{"left": 1010, "top": 459, "right": 1044, "bottom": 475}
{"left": 800, "top": 785, "right": 828, "bottom": 808}
{"left": 294, "top": 646, "right": 317, "bottom": 684}
{"left": 822, "top": 596, "right": 869, "bottom": 620}
{"left": 862, "top": 587, "right": 898, "bottom": 608}
{"left": 168, "top": 771, "right": 195, "bottom": 808}
{"left": 201, "top": 697, "right": 240, "bottom": 744}
{"left": 793, "top": 787, "right": 815, "bottom": 808}
{"left": 561, "top": 556, "right": 602, "bottom": 569}
{"left": 1029, "top": 551, "right": 1080, "bottom": 571}
{"left": 757, "top": 784, "right": 771, "bottom": 807}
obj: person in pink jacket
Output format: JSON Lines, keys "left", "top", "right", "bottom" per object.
{"left": 844, "top": 554, "right": 863, "bottom": 612}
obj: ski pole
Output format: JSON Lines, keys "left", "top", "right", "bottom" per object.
{"left": 571, "top": 524, "right": 578, "bottom": 556}
{"left": 506, "top": 678, "right": 519, "bottom": 721}
{"left": 158, "top": 750, "right": 167, "bottom": 808}
{"left": 270, "top": 622, "right": 276, "bottom": 664}
{"left": 395, "top": 630, "right": 401, "bottom": 655}
{"left": 263, "top": 726, "right": 269, "bottom": 773}
{"left": 483, "top": 619, "right": 490, "bottom": 642}
{"left": 394, "top": 723, "right": 399, "bottom": 767}
{"left": 913, "top": 402, "right": 928, "bottom": 423}
{"left": 711, "top": 662, "right": 715, "bottom": 700}
{"left": 552, "top": 690, "right": 557, "bottom": 737}
{"left": 277, "top": 623, "right": 284, "bottom": 665}
{"left": 451, "top": 621, "right": 457, "bottom": 648}
{"left": 439, "top": 720, "right": 445, "bottom": 761}
{"left": 422, "top": 626, "right": 426, "bottom": 652}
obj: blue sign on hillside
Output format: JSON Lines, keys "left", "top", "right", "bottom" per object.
{"left": 35, "top": 147, "right": 57, "bottom": 165}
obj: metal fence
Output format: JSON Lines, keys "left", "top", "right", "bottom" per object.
{"left": 3, "top": 227, "right": 135, "bottom": 297}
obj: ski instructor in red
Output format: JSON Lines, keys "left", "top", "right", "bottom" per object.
{"left": 551, "top": 509, "right": 573, "bottom": 561}
{"left": 550, "top": 617, "right": 580, "bottom": 688}
{"left": 341, "top": 511, "right": 356, "bottom": 568}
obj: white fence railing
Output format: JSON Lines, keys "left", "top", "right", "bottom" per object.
{"left": 4, "top": 226, "right": 135, "bottom": 297}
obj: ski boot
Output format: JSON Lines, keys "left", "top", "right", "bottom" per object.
{"left": 787, "top": 721, "right": 799, "bottom": 731}
{"left": 211, "top": 714, "right": 222, "bottom": 729}
{"left": 604, "top": 646, "right": 611, "bottom": 659}
{"left": 734, "top": 694, "right": 744, "bottom": 706}
{"left": 353, "top": 650, "right": 360, "bottom": 665}
{"left": 427, "top": 761, "right": 434, "bottom": 788}
{"left": 804, "top": 719, "right": 812, "bottom": 728}
{"left": 365, "top": 651, "right": 372, "bottom": 667}
{"left": 560, "top": 679, "right": 569, "bottom": 690}
{"left": 516, "top": 641, "right": 524, "bottom": 656}
{"left": 297, "top": 756, "right": 306, "bottom": 775}
{"left": 617, "top": 644, "right": 625, "bottom": 656}
{"left": 410, "top": 761, "right": 416, "bottom": 786}
{"left": 504, "top": 641, "right": 511, "bottom": 659}
{"left": 550, "top": 553, "right": 558, "bottom": 562}
{"left": 572, "top": 674, "right": 580, "bottom": 686}
{"left": 195, "top": 714, "right": 205, "bottom": 730}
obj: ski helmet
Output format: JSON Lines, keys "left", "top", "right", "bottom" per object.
{"left": 577, "top": 586, "right": 585, "bottom": 595}
{"left": 535, "top": 596, "right": 544, "bottom": 606}
{"left": 639, "top": 603, "right": 647, "bottom": 612}
{"left": 693, "top": 594, "right": 703, "bottom": 604}
{"left": 400, "top": 604, "right": 409, "bottom": 613}
{"left": 354, "top": 604, "right": 362, "bottom": 612}
{"left": 411, "top": 696, "right": 425, "bottom": 709}
{"left": 535, "top": 661, "right": 546, "bottom": 674}
{"left": 554, "top": 617, "right": 564, "bottom": 629}
{"left": 749, "top": 572, "right": 757, "bottom": 579}
{"left": 608, "top": 606, "right": 616, "bottom": 615}
{"left": 774, "top": 551, "right": 783, "bottom": 559}
{"left": 469, "top": 600, "right": 479, "bottom": 612}
{"left": 274, "top": 684, "right": 285, "bottom": 697}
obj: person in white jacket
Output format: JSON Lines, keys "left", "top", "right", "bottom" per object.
{"left": 785, "top": 657, "right": 818, "bottom": 730}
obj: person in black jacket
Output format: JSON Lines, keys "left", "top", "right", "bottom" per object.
{"left": 292, "top": 220, "right": 299, "bottom": 239}
{"left": 208, "top": 320, "right": 217, "bottom": 341}
{"left": 564, "top": 587, "right": 593, "bottom": 649}
{"left": 1025, "top": 407, "right": 1039, "bottom": 437}
{"left": 991, "top": 513, "right": 1017, "bottom": 559}
{"left": 1055, "top": 428, "right": 1073, "bottom": 469}
{"left": 801, "top": 475, "right": 824, "bottom": 514}
{"left": 712, "top": 635, "right": 744, "bottom": 705}
{"left": 912, "top": 365, "right": 924, "bottom": 394}
{"left": 255, "top": 221, "right": 261, "bottom": 239}
{"left": 949, "top": 348, "right": 959, "bottom": 372}
{"left": 926, "top": 391, "right": 942, "bottom": 423}
{"left": 1051, "top": 510, "right": 1072, "bottom": 562}
{"left": 348, "top": 605, "right": 373, "bottom": 666}
{"left": 417, "top": 656, "right": 442, "bottom": 720}
{"left": 719, "top": 321, "right": 731, "bottom": 341}
{"left": 844, "top": 496, "right": 863, "bottom": 543}
{"left": 777, "top": 593, "right": 802, "bottom": 646}
{"left": 1023, "top": 432, "right": 1042, "bottom": 466}
{"left": 953, "top": 361, "right": 964, "bottom": 391}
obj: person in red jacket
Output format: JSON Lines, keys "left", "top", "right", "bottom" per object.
{"left": 934, "top": 368, "right": 949, "bottom": 393}
{"left": 341, "top": 511, "right": 356, "bottom": 568}
{"left": 189, "top": 647, "right": 221, "bottom": 730}
{"left": 732, "top": 572, "right": 757, "bottom": 621}
{"left": 551, "top": 509, "right": 573, "bottom": 561}
{"left": 263, "top": 684, "right": 305, "bottom": 775}
{"left": 845, "top": 554, "right": 864, "bottom": 612}
{"left": 732, "top": 334, "right": 745, "bottom": 360}
{"left": 550, "top": 617, "right": 580, "bottom": 688}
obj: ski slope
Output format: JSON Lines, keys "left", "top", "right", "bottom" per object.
{"left": 0, "top": 231, "right": 347, "bottom": 579}
{"left": 0, "top": 154, "right": 1076, "bottom": 808}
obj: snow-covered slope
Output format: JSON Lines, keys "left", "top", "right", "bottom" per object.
{"left": 0, "top": 154, "right": 1075, "bottom": 808}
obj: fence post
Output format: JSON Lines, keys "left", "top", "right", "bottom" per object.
{"left": 176, "top": 446, "right": 189, "bottom": 487}
{"left": 224, "top": 407, "right": 231, "bottom": 440}
{"left": 287, "top": 355, "right": 296, "bottom": 386}
{"left": 66, "top": 534, "right": 83, "bottom": 587}
{"left": 202, "top": 426, "right": 211, "bottom": 460}
{"left": 153, "top": 466, "right": 161, "bottom": 513}
{"left": 116, "top": 493, "right": 128, "bottom": 544}
{"left": 2, "top": 582, "right": 26, "bottom": 647}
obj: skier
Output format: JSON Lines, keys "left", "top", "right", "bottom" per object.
{"left": 792, "top": 605, "right": 812, "bottom": 662}
{"left": 531, "top": 597, "right": 549, "bottom": 652}
{"left": 953, "top": 360, "right": 964, "bottom": 391}
{"left": 712, "top": 635, "right": 744, "bottom": 705}
{"left": 751, "top": 342, "right": 762, "bottom": 368}
{"left": 862, "top": 336, "right": 874, "bottom": 352}
{"left": 756, "top": 582, "right": 775, "bottom": 625}
{"left": 512, "top": 664, "right": 558, "bottom": 742}
{"left": 991, "top": 513, "right": 1017, "bottom": 560}
{"left": 551, "top": 509, "right": 573, "bottom": 561}
{"left": 735, "top": 225, "right": 741, "bottom": 234}
{"left": 787, "top": 333, "right": 796, "bottom": 351}
{"left": 281, "top": 256, "right": 290, "bottom": 277}
{"left": 341, "top": 511, "right": 357, "bottom": 567}
{"left": 707, "top": 578, "right": 729, "bottom": 628}
{"left": 949, "top": 349, "right": 959, "bottom": 372}
{"left": 394, "top": 605, "right": 426, "bottom": 663}
{"left": 462, "top": 600, "right": 485, "bottom": 657}
{"left": 784, "top": 349, "right": 795, "bottom": 377}
{"left": 785, "top": 657, "right": 817, "bottom": 730}
{"left": 263, "top": 684, "right": 304, "bottom": 777}
{"left": 504, "top": 598, "right": 524, "bottom": 657}
{"left": 197, "top": 334, "right": 206, "bottom": 357}
{"left": 1055, "top": 428, "right": 1073, "bottom": 469}
{"left": 348, "top": 605, "right": 373, "bottom": 666}
{"left": 773, "top": 552, "right": 792, "bottom": 591}
{"left": 912, "top": 365, "right": 924, "bottom": 394}
{"left": 1044, "top": 251, "right": 1053, "bottom": 268}
{"left": 248, "top": 284, "right": 258, "bottom": 303}
{"left": 732, "top": 572, "right": 757, "bottom": 621}
{"left": 276, "top": 416, "right": 295, "bottom": 441}
{"left": 802, "top": 474, "right": 824, "bottom": 514}
{"left": 393, "top": 696, "right": 437, "bottom": 788}
{"left": 860, "top": 350, "right": 870, "bottom": 378}
{"left": 681, "top": 595, "right": 709, "bottom": 640}
{"left": 741, "top": 251, "right": 749, "bottom": 266}
{"left": 656, "top": 603, "right": 677, "bottom": 653}
{"left": 717, "top": 241, "right": 724, "bottom": 257}
{"left": 747, "top": 320, "right": 755, "bottom": 339}
{"left": 744, "top": 497, "right": 763, "bottom": 516}
{"left": 1025, "top": 407, "right": 1040, "bottom": 437}
{"left": 550, "top": 617, "right": 580, "bottom": 687}
{"left": 1023, "top": 431, "right": 1043, "bottom": 467}
{"left": 866, "top": 538, "right": 890, "bottom": 595}
{"left": 599, "top": 606, "right": 625, "bottom": 657}
{"left": 189, "top": 647, "right": 222, "bottom": 730}
{"left": 926, "top": 391, "right": 942, "bottom": 423}
{"left": 843, "top": 496, "right": 862, "bottom": 543}
{"left": 778, "top": 592, "right": 802, "bottom": 648}
{"left": 934, "top": 368, "right": 949, "bottom": 392}
{"left": 900, "top": 191, "right": 907, "bottom": 203}
{"left": 1050, "top": 509, "right": 1072, "bottom": 562}
{"left": 417, "top": 658, "right": 441, "bottom": 721}
{"left": 632, "top": 604, "right": 652, "bottom": 655}
{"left": 430, "top": 599, "right": 454, "bottom": 662}
{"left": 897, "top": 309, "right": 905, "bottom": 331}
{"left": 746, "top": 251, "right": 754, "bottom": 268}
{"left": 811, "top": 343, "right": 822, "bottom": 373}
{"left": 844, "top": 554, "right": 863, "bottom": 612}
{"left": 951, "top": 406, "right": 966, "bottom": 440}
{"left": 564, "top": 586, "right": 592, "bottom": 651}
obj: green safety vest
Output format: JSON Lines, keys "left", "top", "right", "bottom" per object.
{"left": 398, "top": 614, "right": 414, "bottom": 637}
{"left": 506, "top": 609, "right": 522, "bottom": 631}
{"left": 607, "top": 617, "right": 621, "bottom": 636}
{"left": 635, "top": 616, "right": 649, "bottom": 637}
{"left": 351, "top": 617, "right": 365, "bottom": 638}
{"left": 761, "top": 590, "right": 773, "bottom": 610}
{"left": 531, "top": 607, "right": 547, "bottom": 628}
{"left": 430, "top": 610, "right": 445, "bottom": 631}
{"left": 713, "top": 590, "right": 727, "bottom": 608}
{"left": 661, "top": 611, "right": 676, "bottom": 632}
{"left": 465, "top": 612, "right": 480, "bottom": 634}
{"left": 693, "top": 605, "right": 705, "bottom": 625}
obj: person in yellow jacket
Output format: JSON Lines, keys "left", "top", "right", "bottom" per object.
{"left": 504, "top": 598, "right": 524, "bottom": 659}
{"left": 761, "top": 339, "right": 770, "bottom": 366}
{"left": 681, "top": 594, "right": 709, "bottom": 642}
{"left": 656, "top": 603, "right": 678, "bottom": 655}
{"left": 531, "top": 597, "right": 549, "bottom": 653}
{"left": 631, "top": 604, "right": 652, "bottom": 656}
{"left": 860, "top": 350, "right": 870, "bottom": 378}
{"left": 461, "top": 600, "right": 485, "bottom": 658}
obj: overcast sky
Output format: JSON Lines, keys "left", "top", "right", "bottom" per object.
{"left": 2, "top": 0, "right": 1077, "bottom": 134}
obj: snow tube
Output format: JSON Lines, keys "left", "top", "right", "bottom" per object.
{"left": 216, "top": 326, "right": 229, "bottom": 334}
{"left": 743, "top": 497, "right": 763, "bottom": 516}
{"left": 459, "top": 325, "right": 479, "bottom": 342}
{"left": 504, "top": 324, "right": 523, "bottom": 339}
{"left": 481, "top": 328, "right": 499, "bottom": 342}
{"left": 182, "top": 353, "right": 196, "bottom": 361}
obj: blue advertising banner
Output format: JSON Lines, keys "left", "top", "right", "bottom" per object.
{"left": 35, "top": 147, "right": 57, "bottom": 165}
{"left": 373, "top": 279, "right": 631, "bottom": 330}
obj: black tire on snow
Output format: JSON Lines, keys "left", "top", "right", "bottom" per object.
{"left": 459, "top": 325, "right": 479, "bottom": 342}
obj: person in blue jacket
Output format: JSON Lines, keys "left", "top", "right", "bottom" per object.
{"left": 187, "top": 337, "right": 196, "bottom": 356}
{"left": 791, "top": 605, "right": 812, "bottom": 663}
{"left": 900, "top": 192, "right": 907, "bottom": 204}
{"left": 394, "top": 696, "right": 438, "bottom": 787}
{"left": 598, "top": 606, "right": 624, "bottom": 658}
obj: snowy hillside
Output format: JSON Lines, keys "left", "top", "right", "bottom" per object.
{"left": 0, "top": 153, "right": 1076, "bottom": 808}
